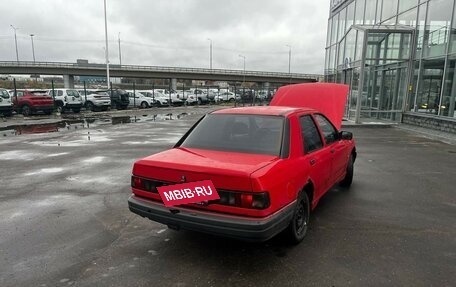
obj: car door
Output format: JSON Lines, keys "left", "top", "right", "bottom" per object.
{"left": 314, "top": 113, "right": 349, "bottom": 183}
{"left": 299, "top": 114, "right": 333, "bottom": 201}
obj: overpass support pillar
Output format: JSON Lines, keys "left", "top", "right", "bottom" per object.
{"left": 171, "top": 78, "right": 177, "bottom": 91}
{"left": 63, "top": 75, "right": 75, "bottom": 88}
{"left": 264, "top": 82, "right": 270, "bottom": 90}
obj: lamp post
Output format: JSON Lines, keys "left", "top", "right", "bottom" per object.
{"left": 207, "top": 38, "right": 212, "bottom": 69}
{"left": 30, "top": 34, "right": 36, "bottom": 62}
{"left": 118, "top": 32, "right": 122, "bottom": 66}
{"left": 286, "top": 44, "right": 291, "bottom": 74}
{"left": 103, "top": 0, "right": 110, "bottom": 89}
{"left": 10, "top": 25, "right": 19, "bottom": 62}
{"left": 239, "top": 54, "right": 246, "bottom": 86}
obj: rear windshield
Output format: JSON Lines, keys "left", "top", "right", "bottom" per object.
{"left": 0, "top": 90, "right": 9, "bottom": 99}
{"left": 181, "top": 114, "right": 284, "bottom": 156}
{"left": 67, "top": 90, "right": 79, "bottom": 97}
{"left": 30, "top": 91, "right": 49, "bottom": 96}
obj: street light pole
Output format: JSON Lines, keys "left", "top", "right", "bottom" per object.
{"left": 10, "top": 25, "right": 19, "bottom": 62}
{"left": 118, "top": 32, "right": 122, "bottom": 66}
{"left": 286, "top": 44, "right": 291, "bottom": 74}
{"left": 239, "top": 54, "right": 246, "bottom": 86}
{"left": 103, "top": 0, "right": 110, "bottom": 89}
{"left": 207, "top": 38, "right": 212, "bottom": 69}
{"left": 30, "top": 34, "right": 36, "bottom": 62}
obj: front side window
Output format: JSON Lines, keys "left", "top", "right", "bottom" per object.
{"left": 300, "top": 115, "right": 323, "bottom": 153}
{"left": 181, "top": 114, "right": 284, "bottom": 156}
{"left": 314, "top": 114, "right": 339, "bottom": 145}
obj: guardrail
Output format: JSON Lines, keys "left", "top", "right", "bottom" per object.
{"left": 0, "top": 61, "right": 321, "bottom": 80}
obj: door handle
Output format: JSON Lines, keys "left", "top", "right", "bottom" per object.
{"left": 310, "top": 159, "right": 316, "bottom": 166}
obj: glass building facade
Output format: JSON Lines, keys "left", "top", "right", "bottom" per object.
{"left": 325, "top": 0, "right": 456, "bottom": 123}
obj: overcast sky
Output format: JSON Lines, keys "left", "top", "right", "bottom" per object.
{"left": 0, "top": 0, "right": 330, "bottom": 74}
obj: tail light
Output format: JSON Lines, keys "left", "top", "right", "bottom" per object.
{"left": 218, "top": 190, "right": 269, "bottom": 210}
{"left": 131, "top": 175, "right": 165, "bottom": 193}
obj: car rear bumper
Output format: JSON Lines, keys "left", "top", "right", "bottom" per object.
{"left": 65, "top": 103, "right": 83, "bottom": 108}
{"left": 128, "top": 195, "right": 295, "bottom": 242}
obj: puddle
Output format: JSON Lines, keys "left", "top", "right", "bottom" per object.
{"left": 0, "top": 113, "right": 191, "bottom": 137}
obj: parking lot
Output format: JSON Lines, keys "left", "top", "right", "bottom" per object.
{"left": 0, "top": 106, "right": 455, "bottom": 287}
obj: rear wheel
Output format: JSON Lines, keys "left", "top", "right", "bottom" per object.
{"left": 86, "top": 101, "right": 95, "bottom": 111}
{"left": 55, "top": 102, "right": 64, "bottom": 113}
{"left": 340, "top": 154, "right": 354, "bottom": 188}
{"left": 22, "top": 105, "right": 31, "bottom": 116}
{"left": 140, "top": 101, "right": 149, "bottom": 108}
{"left": 284, "top": 191, "right": 310, "bottom": 244}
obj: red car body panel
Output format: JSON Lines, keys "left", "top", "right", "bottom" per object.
{"left": 128, "top": 83, "right": 355, "bottom": 241}
{"left": 13, "top": 90, "right": 54, "bottom": 112}
{"left": 270, "top": 83, "right": 349, "bottom": 130}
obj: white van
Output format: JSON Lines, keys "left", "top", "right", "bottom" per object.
{"left": 47, "top": 89, "right": 83, "bottom": 113}
{"left": 0, "top": 88, "right": 13, "bottom": 117}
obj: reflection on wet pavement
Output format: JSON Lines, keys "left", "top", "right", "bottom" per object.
{"left": 0, "top": 112, "right": 191, "bottom": 137}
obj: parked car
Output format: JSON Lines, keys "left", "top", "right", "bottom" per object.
{"left": 127, "top": 91, "right": 154, "bottom": 108}
{"left": 138, "top": 91, "right": 170, "bottom": 107}
{"left": 0, "top": 88, "right": 13, "bottom": 117}
{"left": 214, "top": 91, "right": 239, "bottom": 102}
{"left": 47, "top": 88, "right": 83, "bottom": 113}
{"left": 104, "top": 89, "right": 130, "bottom": 110}
{"left": 12, "top": 90, "right": 54, "bottom": 116}
{"left": 78, "top": 90, "right": 111, "bottom": 112}
{"left": 186, "top": 88, "right": 210, "bottom": 105}
{"left": 155, "top": 89, "right": 184, "bottom": 106}
{"left": 128, "top": 83, "right": 355, "bottom": 243}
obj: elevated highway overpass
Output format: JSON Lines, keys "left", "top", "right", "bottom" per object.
{"left": 0, "top": 61, "right": 321, "bottom": 88}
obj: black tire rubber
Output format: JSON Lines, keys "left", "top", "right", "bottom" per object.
{"left": 22, "top": 105, "right": 31, "bottom": 116}
{"left": 340, "top": 154, "right": 354, "bottom": 188}
{"left": 140, "top": 101, "right": 148, "bottom": 109}
{"left": 55, "top": 102, "right": 64, "bottom": 113}
{"left": 285, "top": 191, "right": 310, "bottom": 244}
{"left": 86, "top": 102, "right": 95, "bottom": 111}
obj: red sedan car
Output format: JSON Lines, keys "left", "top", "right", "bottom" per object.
{"left": 128, "top": 83, "right": 356, "bottom": 243}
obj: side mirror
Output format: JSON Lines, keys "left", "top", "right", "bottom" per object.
{"left": 339, "top": 131, "right": 353, "bottom": 140}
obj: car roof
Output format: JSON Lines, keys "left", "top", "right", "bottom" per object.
{"left": 211, "top": 106, "right": 314, "bottom": 117}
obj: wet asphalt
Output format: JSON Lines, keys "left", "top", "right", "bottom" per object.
{"left": 0, "top": 107, "right": 455, "bottom": 287}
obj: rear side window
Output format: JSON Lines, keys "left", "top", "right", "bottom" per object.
{"left": 300, "top": 115, "right": 323, "bottom": 153}
{"left": 314, "top": 114, "right": 338, "bottom": 145}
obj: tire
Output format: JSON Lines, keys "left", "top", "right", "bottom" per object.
{"left": 229, "top": 98, "right": 235, "bottom": 102}
{"left": 197, "top": 98, "right": 202, "bottom": 105}
{"left": 22, "top": 105, "right": 31, "bottom": 116}
{"left": 55, "top": 102, "right": 64, "bottom": 113}
{"left": 72, "top": 108, "right": 81, "bottom": 113}
{"left": 340, "top": 154, "right": 354, "bottom": 188}
{"left": 284, "top": 191, "right": 310, "bottom": 244}
{"left": 86, "top": 102, "right": 95, "bottom": 112}
{"left": 140, "top": 101, "right": 149, "bottom": 109}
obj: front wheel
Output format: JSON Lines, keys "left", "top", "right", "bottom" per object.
{"left": 284, "top": 192, "right": 310, "bottom": 244}
{"left": 340, "top": 154, "right": 354, "bottom": 188}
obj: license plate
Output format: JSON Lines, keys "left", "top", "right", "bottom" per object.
{"left": 157, "top": 180, "right": 219, "bottom": 207}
